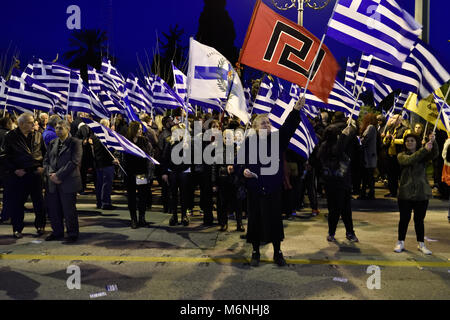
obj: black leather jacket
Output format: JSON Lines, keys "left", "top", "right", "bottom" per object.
{"left": 2, "top": 128, "right": 45, "bottom": 174}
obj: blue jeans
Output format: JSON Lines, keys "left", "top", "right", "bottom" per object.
{"left": 96, "top": 166, "right": 114, "bottom": 207}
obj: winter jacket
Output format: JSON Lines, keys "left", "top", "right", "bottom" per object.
{"left": 397, "top": 141, "right": 438, "bottom": 201}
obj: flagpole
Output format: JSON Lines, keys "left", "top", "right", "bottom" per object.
{"left": 422, "top": 121, "right": 428, "bottom": 142}
{"left": 298, "top": 0, "right": 339, "bottom": 107}
{"left": 104, "top": 143, "right": 127, "bottom": 176}
{"left": 382, "top": 94, "right": 398, "bottom": 135}
{"left": 433, "top": 86, "right": 450, "bottom": 133}
{"left": 352, "top": 53, "right": 364, "bottom": 97}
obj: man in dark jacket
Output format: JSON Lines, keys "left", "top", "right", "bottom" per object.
{"left": 93, "top": 119, "right": 119, "bottom": 210}
{"left": 3, "top": 113, "right": 46, "bottom": 238}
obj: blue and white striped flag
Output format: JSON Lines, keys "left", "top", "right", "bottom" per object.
{"left": 7, "top": 69, "right": 61, "bottom": 114}
{"left": 344, "top": 58, "right": 357, "bottom": 90}
{"left": 434, "top": 92, "right": 450, "bottom": 132}
{"left": 68, "top": 71, "right": 110, "bottom": 119}
{"left": 366, "top": 55, "right": 420, "bottom": 97}
{"left": 252, "top": 75, "right": 281, "bottom": 114}
{"left": 304, "top": 79, "right": 361, "bottom": 120}
{"left": 83, "top": 118, "right": 159, "bottom": 165}
{"left": 147, "top": 74, "right": 191, "bottom": 112}
{"left": 407, "top": 41, "right": 450, "bottom": 100}
{"left": 125, "top": 74, "right": 152, "bottom": 114}
{"left": 97, "top": 91, "right": 125, "bottom": 115}
{"left": 269, "top": 88, "right": 318, "bottom": 159}
{"left": 88, "top": 65, "right": 102, "bottom": 95}
{"left": 101, "top": 58, "right": 125, "bottom": 88}
{"left": 27, "top": 59, "right": 71, "bottom": 115}
{"left": 289, "top": 84, "right": 321, "bottom": 119}
{"left": 172, "top": 62, "right": 188, "bottom": 100}
{"left": 355, "top": 53, "right": 375, "bottom": 93}
{"left": 327, "top": 0, "right": 422, "bottom": 67}
{"left": 0, "top": 76, "right": 8, "bottom": 107}
{"left": 373, "top": 82, "right": 392, "bottom": 107}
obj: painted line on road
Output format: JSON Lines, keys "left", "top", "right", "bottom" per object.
{"left": 1, "top": 254, "right": 450, "bottom": 267}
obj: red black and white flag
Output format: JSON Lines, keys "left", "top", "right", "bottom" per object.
{"left": 239, "top": 0, "right": 339, "bottom": 104}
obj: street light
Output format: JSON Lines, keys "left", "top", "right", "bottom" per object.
{"left": 271, "top": 0, "right": 331, "bottom": 26}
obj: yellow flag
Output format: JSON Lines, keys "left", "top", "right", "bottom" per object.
{"left": 404, "top": 89, "right": 448, "bottom": 132}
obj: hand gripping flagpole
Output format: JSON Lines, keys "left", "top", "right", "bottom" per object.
{"left": 296, "top": 0, "right": 340, "bottom": 109}
{"left": 433, "top": 86, "right": 450, "bottom": 133}
{"left": 382, "top": 94, "right": 398, "bottom": 136}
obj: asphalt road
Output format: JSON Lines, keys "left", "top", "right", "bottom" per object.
{"left": 0, "top": 183, "right": 449, "bottom": 301}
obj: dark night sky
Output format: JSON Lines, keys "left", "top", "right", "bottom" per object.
{"left": 0, "top": 0, "right": 449, "bottom": 81}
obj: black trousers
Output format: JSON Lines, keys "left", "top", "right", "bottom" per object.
{"left": 125, "top": 175, "right": 151, "bottom": 220}
{"left": 397, "top": 199, "right": 428, "bottom": 242}
{"left": 9, "top": 172, "right": 46, "bottom": 233}
{"left": 169, "top": 171, "right": 190, "bottom": 219}
{"left": 361, "top": 167, "right": 376, "bottom": 197}
{"left": 217, "top": 177, "right": 243, "bottom": 226}
{"left": 299, "top": 168, "right": 318, "bottom": 210}
{"left": 46, "top": 188, "right": 78, "bottom": 238}
{"left": 188, "top": 170, "right": 214, "bottom": 223}
{"left": 325, "top": 184, "right": 354, "bottom": 236}
{"left": 386, "top": 155, "right": 400, "bottom": 196}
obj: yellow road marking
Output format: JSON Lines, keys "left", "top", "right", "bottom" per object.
{"left": 1, "top": 254, "right": 449, "bottom": 267}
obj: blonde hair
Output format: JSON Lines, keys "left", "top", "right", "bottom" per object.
{"left": 252, "top": 114, "right": 270, "bottom": 131}
{"left": 154, "top": 115, "right": 163, "bottom": 132}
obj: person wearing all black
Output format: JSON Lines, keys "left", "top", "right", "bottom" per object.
{"left": 2, "top": 113, "right": 47, "bottom": 238}
{"left": 92, "top": 119, "right": 119, "bottom": 210}
{"left": 318, "top": 113, "right": 359, "bottom": 243}
{"left": 75, "top": 116, "right": 95, "bottom": 194}
{"left": 298, "top": 152, "right": 320, "bottom": 216}
{"left": 156, "top": 116, "right": 173, "bottom": 213}
{"left": 123, "top": 121, "right": 153, "bottom": 229}
{"left": 188, "top": 120, "right": 216, "bottom": 224}
{"left": 359, "top": 113, "right": 378, "bottom": 200}
{"left": 432, "top": 128, "right": 448, "bottom": 199}
{"left": 213, "top": 129, "right": 245, "bottom": 231}
{"left": 161, "top": 124, "right": 192, "bottom": 227}
{"left": 0, "top": 116, "right": 13, "bottom": 223}
{"left": 232, "top": 98, "right": 305, "bottom": 267}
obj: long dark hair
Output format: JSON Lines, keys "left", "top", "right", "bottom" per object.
{"left": 126, "top": 121, "right": 141, "bottom": 141}
{"left": 360, "top": 113, "right": 378, "bottom": 135}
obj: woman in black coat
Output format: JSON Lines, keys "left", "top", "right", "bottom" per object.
{"left": 232, "top": 98, "right": 305, "bottom": 267}
{"left": 123, "top": 121, "right": 153, "bottom": 229}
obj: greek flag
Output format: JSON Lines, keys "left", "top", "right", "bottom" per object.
{"left": 187, "top": 38, "right": 250, "bottom": 123}
{"left": 6, "top": 69, "right": 61, "bottom": 114}
{"left": 303, "top": 79, "right": 361, "bottom": 120}
{"left": 172, "top": 62, "right": 188, "bottom": 100}
{"left": 327, "top": 0, "right": 422, "bottom": 67}
{"left": 355, "top": 53, "right": 375, "bottom": 93}
{"left": 366, "top": 55, "right": 420, "bottom": 97}
{"left": 407, "top": 41, "right": 450, "bottom": 100}
{"left": 27, "top": 59, "right": 71, "bottom": 115}
{"left": 0, "top": 76, "right": 8, "bottom": 106}
{"left": 344, "top": 58, "right": 357, "bottom": 90}
{"left": 101, "top": 58, "right": 125, "bottom": 88}
{"left": 88, "top": 65, "right": 102, "bottom": 95}
{"left": 434, "top": 92, "right": 450, "bottom": 132}
{"left": 252, "top": 75, "right": 281, "bottom": 114}
{"left": 147, "top": 74, "right": 191, "bottom": 112}
{"left": 125, "top": 74, "right": 152, "bottom": 114}
{"left": 269, "top": 88, "right": 318, "bottom": 159}
{"left": 82, "top": 117, "right": 159, "bottom": 165}
{"left": 97, "top": 91, "right": 125, "bottom": 115}
{"left": 68, "top": 71, "right": 110, "bottom": 119}
{"left": 397, "top": 91, "right": 410, "bottom": 107}
{"left": 289, "top": 83, "right": 321, "bottom": 119}
{"left": 373, "top": 82, "right": 392, "bottom": 106}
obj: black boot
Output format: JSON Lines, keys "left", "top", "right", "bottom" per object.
{"left": 169, "top": 214, "right": 178, "bottom": 226}
{"left": 236, "top": 222, "right": 245, "bottom": 232}
{"left": 130, "top": 212, "right": 138, "bottom": 229}
{"left": 273, "top": 250, "right": 287, "bottom": 266}
{"left": 139, "top": 213, "right": 149, "bottom": 227}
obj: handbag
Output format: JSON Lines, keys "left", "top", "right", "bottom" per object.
{"left": 136, "top": 174, "right": 148, "bottom": 185}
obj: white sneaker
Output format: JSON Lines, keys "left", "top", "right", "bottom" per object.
{"left": 418, "top": 242, "right": 432, "bottom": 255}
{"left": 394, "top": 240, "right": 404, "bottom": 253}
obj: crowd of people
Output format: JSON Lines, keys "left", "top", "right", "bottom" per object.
{"left": 0, "top": 101, "right": 448, "bottom": 265}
